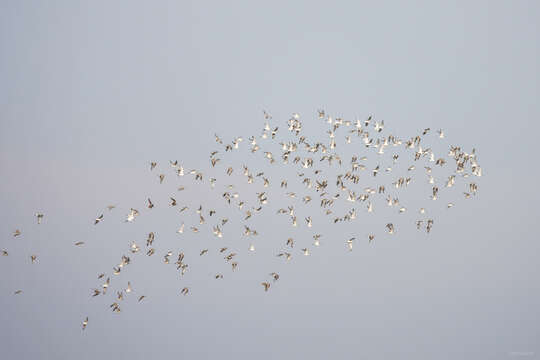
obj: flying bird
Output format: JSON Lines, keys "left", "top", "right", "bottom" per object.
{"left": 94, "top": 214, "right": 103, "bottom": 225}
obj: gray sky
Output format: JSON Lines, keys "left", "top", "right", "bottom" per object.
{"left": 1, "top": 1, "right": 539, "bottom": 359}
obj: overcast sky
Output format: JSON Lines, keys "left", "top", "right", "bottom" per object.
{"left": 1, "top": 1, "right": 539, "bottom": 359}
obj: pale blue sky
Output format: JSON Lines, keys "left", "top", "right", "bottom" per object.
{"left": 1, "top": 1, "right": 539, "bottom": 359}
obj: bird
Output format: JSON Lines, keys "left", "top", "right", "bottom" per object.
{"left": 94, "top": 214, "right": 103, "bottom": 225}
{"left": 177, "top": 223, "right": 185, "bottom": 234}
{"left": 126, "top": 208, "right": 139, "bottom": 222}
{"left": 146, "top": 232, "right": 155, "bottom": 246}
{"left": 102, "top": 278, "right": 110, "bottom": 294}
{"left": 13, "top": 229, "right": 21, "bottom": 237}
{"left": 277, "top": 252, "right": 292, "bottom": 261}
{"left": 82, "top": 317, "right": 88, "bottom": 330}
{"left": 286, "top": 238, "right": 294, "bottom": 248}
{"left": 261, "top": 282, "right": 270, "bottom": 291}
{"left": 437, "top": 129, "right": 444, "bottom": 138}
{"left": 130, "top": 242, "right": 140, "bottom": 253}
{"left": 35, "top": 213, "right": 44, "bottom": 224}
{"left": 346, "top": 238, "right": 355, "bottom": 251}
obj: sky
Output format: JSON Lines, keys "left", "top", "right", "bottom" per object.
{"left": 1, "top": 1, "right": 539, "bottom": 359}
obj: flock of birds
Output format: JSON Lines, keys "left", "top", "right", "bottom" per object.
{"left": 4, "top": 110, "right": 482, "bottom": 331}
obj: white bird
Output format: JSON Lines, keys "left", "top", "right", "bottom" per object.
{"left": 346, "top": 238, "right": 355, "bottom": 251}
{"left": 126, "top": 208, "right": 139, "bottom": 222}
